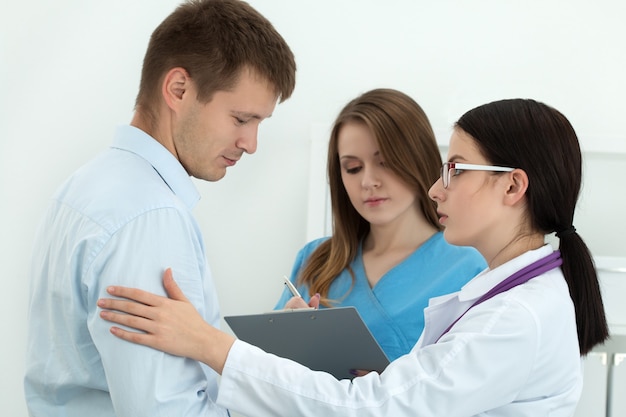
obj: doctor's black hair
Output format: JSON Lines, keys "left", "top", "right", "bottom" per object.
{"left": 455, "top": 98, "right": 608, "bottom": 355}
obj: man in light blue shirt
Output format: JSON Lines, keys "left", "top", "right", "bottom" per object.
{"left": 24, "top": 1, "right": 296, "bottom": 416}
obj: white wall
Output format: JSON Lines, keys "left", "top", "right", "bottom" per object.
{"left": 2, "top": 1, "right": 625, "bottom": 416}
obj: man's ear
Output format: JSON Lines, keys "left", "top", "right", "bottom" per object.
{"left": 503, "top": 168, "right": 529, "bottom": 206}
{"left": 161, "top": 67, "right": 191, "bottom": 112}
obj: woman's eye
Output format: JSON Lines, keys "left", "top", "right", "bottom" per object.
{"left": 234, "top": 117, "right": 247, "bottom": 125}
{"left": 345, "top": 166, "right": 362, "bottom": 174}
{"left": 452, "top": 169, "right": 464, "bottom": 177}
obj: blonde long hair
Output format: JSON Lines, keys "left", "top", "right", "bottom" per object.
{"left": 298, "top": 89, "right": 443, "bottom": 306}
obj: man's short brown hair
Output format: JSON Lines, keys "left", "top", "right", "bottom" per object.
{"left": 136, "top": 0, "right": 296, "bottom": 126}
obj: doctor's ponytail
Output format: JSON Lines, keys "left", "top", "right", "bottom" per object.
{"left": 456, "top": 99, "right": 609, "bottom": 355}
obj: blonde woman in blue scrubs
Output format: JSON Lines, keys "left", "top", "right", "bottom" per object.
{"left": 274, "top": 89, "right": 485, "bottom": 361}
{"left": 99, "top": 98, "right": 608, "bottom": 416}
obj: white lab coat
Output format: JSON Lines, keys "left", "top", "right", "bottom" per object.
{"left": 217, "top": 245, "right": 583, "bottom": 416}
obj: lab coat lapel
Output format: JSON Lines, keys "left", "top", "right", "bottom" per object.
{"left": 419, "top": 292, "right": 473, "bottom": 347}
{"left": 419, "top": 267, "right": 502, "bottom": 347}
{"left": 418, "top": 245, "right": 554, "bottom": 348}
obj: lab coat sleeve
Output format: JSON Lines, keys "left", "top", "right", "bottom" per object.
{"left": 217, "top": 293, "right": 543, "bottom": 417}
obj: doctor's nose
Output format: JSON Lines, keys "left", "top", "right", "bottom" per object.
{"left": 428, "top": 178, "right": 444, "bottom": 202}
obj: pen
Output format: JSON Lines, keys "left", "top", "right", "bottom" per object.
{"left": 283, "top": 275, "right": 302, "bottom": 298}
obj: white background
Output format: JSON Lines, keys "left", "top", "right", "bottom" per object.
{"left": 1, "top": 1, "right": 625, "bottom": 415}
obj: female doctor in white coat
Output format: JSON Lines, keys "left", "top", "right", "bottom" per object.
{"left": 99, "top": 98, "right": 609, "bottom": 416}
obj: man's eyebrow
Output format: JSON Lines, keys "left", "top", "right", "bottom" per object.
{"left": 232, "top": 111, "right": 273, "bottom": 120}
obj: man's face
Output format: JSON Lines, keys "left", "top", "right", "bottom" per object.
{"left": 173, "top": 70, "right": 278, "bottom": 181}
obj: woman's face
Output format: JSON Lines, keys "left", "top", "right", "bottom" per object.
{"left": 337, "top": 122, "right": 419, "bottom": 227}
{"left": 428, "top": 129, "right": 510, "bottom": 254}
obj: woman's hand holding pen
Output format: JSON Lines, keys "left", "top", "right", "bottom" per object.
{"left": 283, "top": 276, "right": 320, "bottom": 309}
{"left": 284, "top": 293, "right": 320, "bottom": 309}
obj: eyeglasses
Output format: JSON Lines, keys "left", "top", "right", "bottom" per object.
{"left": 441, "top": 162, "right": 515, "bottom": 189}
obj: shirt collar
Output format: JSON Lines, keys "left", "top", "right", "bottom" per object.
{"left": 458, "top": 244, "right": 555, "bottom": 302}
{"left": 110, "top": 125, "right": 200, "bottom": 209}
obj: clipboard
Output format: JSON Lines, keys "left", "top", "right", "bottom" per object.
{"left": 224, "top": 306, "right": 390, "bottom": 380}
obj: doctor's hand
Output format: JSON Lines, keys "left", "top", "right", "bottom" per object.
{"left": 98, "top": 268, "right": 235, "bottom": 373}
{"left": 350, "top": 369, "right": 378, "bottom": 377}
{"left": 284, "top": 293, "right": 320, "bottom": 309}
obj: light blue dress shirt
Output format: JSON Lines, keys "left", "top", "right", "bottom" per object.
{"left": 276, "top": 233, "right": 486, "bottom": 361}
{"left": 24, "top": 126, "right": 229, "bottom": 417}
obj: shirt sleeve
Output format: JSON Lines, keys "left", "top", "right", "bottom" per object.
{"left": 86, "top": 207, "right": 227, "bottom": 417}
